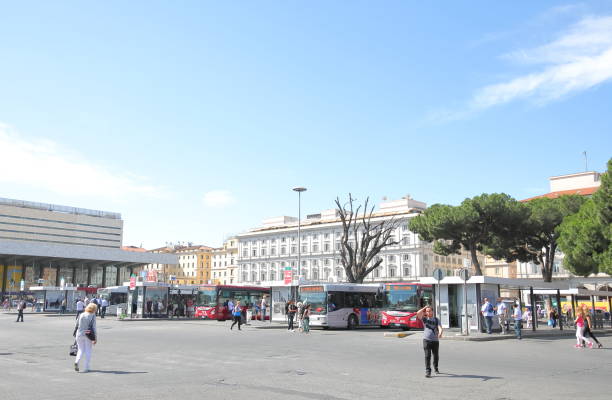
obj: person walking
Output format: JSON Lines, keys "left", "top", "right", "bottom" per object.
{"left": 260, "top": 296, "right": 268, "bottom": 321}
{"left": 574, "top": 307, "right": 593, "bottom": 349}
{"left": 302, "top": 304, "right": 311, "bottom": 334}
{"left": 287, "top": 300, "right": 297, "bottom": 332}
{"left": 481, "top": 298, "right": 494, "bottom": 334}
{"left": 60, "top": 298, "right": 67, "bottom": 315}
{"left": 75, "top": 298, "right": 85, "bottom": 319}
{"left": 15, "top": 298, "right": 26, "bottom": 322}
{"left": 495, "top": 299, "right": 508, "bottom": 334}
{"left": 416, "top": 305, "right": 443, "bottom": 378}
{"left": 296, "top": 302, "right": 304, "bottom": 332}
{"left": 581, "top": 304, "right": 602, "bottom": 348}
{"left": 100, "top": 297, "right": 109, "bottom": 319}
{"left": 230, "top": 300, "right": 243, "bottom": 331}
{"left": 73, "top": 303, "right": 97, "bottom": 373}
{"left": 512, "top": 303, "right": 522, "bottom": 340}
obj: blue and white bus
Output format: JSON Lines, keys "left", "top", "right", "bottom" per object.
{"left": 299, "top": 283, "right": 384, "bottom": 329}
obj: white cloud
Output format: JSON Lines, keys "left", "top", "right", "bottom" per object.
{"left": 203, "top": 190, "right": 236, "bottom": 207}
{"left": 433, "top": 15, "right": 612, "bottom": 121}
{"left": 0, "top": 124, "right": 164, "bottom": 200}
{"left": 473, "top": 16, "right": 612, "bottom": 109}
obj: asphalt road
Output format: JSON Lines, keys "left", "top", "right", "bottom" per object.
{"left": 0, "top": 312, "right": 610, "bottom": 400}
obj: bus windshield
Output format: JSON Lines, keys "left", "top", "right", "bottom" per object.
{"left": 197, "top": 288, "right": 217, "bottom": 307}
{"left": 300, "top": 287, "right": 327, "bottom": 314}
{"left": 385, "top": 285, "right": 419, "bottom": 312}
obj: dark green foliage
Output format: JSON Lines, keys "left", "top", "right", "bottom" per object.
{"left": 409, "top": 193, "right": 527, "bottom": 276}
{"left": 559, "top": 159, "right": 612, "bottom": 275}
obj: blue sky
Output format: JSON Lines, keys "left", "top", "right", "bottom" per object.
{"left": 1, "top": 1, "right": 611, "bottom": 248}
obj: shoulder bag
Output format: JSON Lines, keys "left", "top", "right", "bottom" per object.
{"left": 85, "top": 316, "right": 96, "bottom": 341}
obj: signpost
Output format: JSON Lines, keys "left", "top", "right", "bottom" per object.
{"left": 432, "top": 268, "right": 444, "bottom": 321}
{"left": 459, "top": 268, "right": 470, "bottom": 335}
{"left": 283, "top": 267, "right": 292, "bottom": 285}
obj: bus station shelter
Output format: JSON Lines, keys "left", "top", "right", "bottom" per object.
{"left": 419, "top": 276, "right": 571, "bottom": 333}
{"left": 532, "top": 288, "right": 612, "bottom": 329}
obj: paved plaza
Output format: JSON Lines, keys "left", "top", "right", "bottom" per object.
{"left": 0, "top": 312, "right": 610, "bottom": 400}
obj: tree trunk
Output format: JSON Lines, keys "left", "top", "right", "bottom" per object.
{"left": 470, "top": 247, "right": 483, "bottom": 276}
{"left": 540, "top": 245, "right": 555, "bottom": 282}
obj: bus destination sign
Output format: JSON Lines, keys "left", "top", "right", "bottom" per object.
{"left": 300, "top": 286, "right": 324, "bottom": 293}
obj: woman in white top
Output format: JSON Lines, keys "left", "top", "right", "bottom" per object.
{"left": 512, "top": 303, "right": 522, "bottom": 340}
{"left": 73, "top": 303, "right": 97, "bottom": 373}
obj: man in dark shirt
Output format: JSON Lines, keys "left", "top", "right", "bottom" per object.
{"left": 416, "top": 305, "right": 443, "bottom": 378}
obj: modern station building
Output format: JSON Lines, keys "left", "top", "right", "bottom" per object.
{"left": 0, "top": 197, "right": 176, "bottom": 295}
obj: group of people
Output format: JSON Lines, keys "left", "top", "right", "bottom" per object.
{"left": 228, "top": 296, "right": 270, "bottom": 331}
{"left": 285, "top": 300, "right": 311, "bottom": 333}
{"left": 574, "top": 304, "right": 603, "bottom": 349}
{"left": 75, "top": 296, "right": 109, "bottom": 319}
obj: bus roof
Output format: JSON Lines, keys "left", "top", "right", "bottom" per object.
{"left": 300, "top": 283, "right": 382, "bottom": 293}
{"left": 197, "top": 284, "right": 270, "bottom": 292}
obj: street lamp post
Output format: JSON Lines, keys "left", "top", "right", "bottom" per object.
{"left": 292, "top": 187, "right": 307, "bottom": 290}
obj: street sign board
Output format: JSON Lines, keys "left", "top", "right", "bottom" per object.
{"left": 284, "top": 269, "right": 292, "bottom": 285}
{"left": 129, "top": 276, "right": 136, "bottom": 289}
{"left": 432, "top": 268, "right": 444, "bottom": 281}
{"left": 459, "top": 268, "right": 470, "bottom": 281}
{"left": 462, "top": 258, "right": 471, "bottom": 269}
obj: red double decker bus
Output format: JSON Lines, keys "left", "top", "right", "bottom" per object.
{"left": 194, "top": 284, "right": 270, "bottom": 321}
{"left": 380, "top": 283, "right": 433, "bottom": 330}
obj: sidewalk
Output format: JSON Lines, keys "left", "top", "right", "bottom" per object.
{"left": 441, "top": 327, "right": 612, "bottom": 341}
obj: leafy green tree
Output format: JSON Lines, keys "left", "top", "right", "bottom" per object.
{"left": 516, "top": 195, "right": 586, "bottom": 282}
{"left": 409, "top": 193, "right": 528, "bottom": 276}
{"left": 559, "top": 159, "right": 612, "bottom": 275}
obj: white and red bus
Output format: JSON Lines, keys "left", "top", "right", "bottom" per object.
{"left": 194, "top": 284, "right": 270, "bottom": 320}
{"left": 380, "top": 283, "right": 433, "bottom": 330}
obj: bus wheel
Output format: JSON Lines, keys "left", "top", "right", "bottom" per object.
{"left": 347, "top": 315, "right": 358, "bottom": 330}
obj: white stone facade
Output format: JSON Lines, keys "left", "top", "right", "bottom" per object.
{"left": 237, "top": 198, "right": 439, "bottom": 285}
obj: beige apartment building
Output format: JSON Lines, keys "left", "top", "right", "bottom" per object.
{"left": 211, "top": 237, "right": 238, "bottom": 285}
{"left": 143, "top": 244, "right": 212, "bottom": 285}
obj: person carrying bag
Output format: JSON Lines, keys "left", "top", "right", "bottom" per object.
{"left": 73, "top": 303, "right": 98, "bottom": 372}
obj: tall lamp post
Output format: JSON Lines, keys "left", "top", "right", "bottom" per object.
{"left": 292, "top": 187, "right": 307, "bottom": 290}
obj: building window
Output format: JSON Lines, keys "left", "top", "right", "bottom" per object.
{"left": 291, "top": 246, "right": 297, "bottom": 254}
{"left": 312, "top": 244, "right": 319, "bottom": 252}
{"left": 335, "top": 242, "right": 341, "bottom": 251}
{"left": 324, "top": 259, "right": 330, "bottom": 266}
{"left": 324, "top": 243, "right": 330, "bottom": 251}
{"left": 388, "top": 255, "right": 395, "bottom": 262}
{"left": 281, "top": 247, "right": 287, "bottom": 255}
{"left": 312, "top": 260, "right": 318, "bottom": 267}
{"left": 389, "top": 268, "right": 396, "bottom": 278}
{"left": 312, "top": 269, "right": 318, "bottom": 280}
{"left": 270, "top": 270, "right": 276, "bottom": 280}
{"left": 261, "top": 248, "right": 266, "bottom": 256}
{"left": 403, "top": 264, "right": 411, "bottom": 276}
{"left": 252, "top": 249, "right": 257, "bottom": 257}
{"left": 301, "top": 245, "right": 307, "bottom": 253}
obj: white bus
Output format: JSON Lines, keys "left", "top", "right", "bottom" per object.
{"left": 299, "top": 283, "right": 384, "bottom": 329}
{"left": 97, "top": 286, "right": 128, "bottom": 315}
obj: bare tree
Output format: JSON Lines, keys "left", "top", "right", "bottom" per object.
{"left": 335, "top": 194, "right": 400, "bottom": 283}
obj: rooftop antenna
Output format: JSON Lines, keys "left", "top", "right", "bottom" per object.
{"left": 582, "top": 151, "right": 588, "bottom": 172}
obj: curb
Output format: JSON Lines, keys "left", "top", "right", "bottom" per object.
{"left": 384, "top": 332, "right": 412, "bottom": 338}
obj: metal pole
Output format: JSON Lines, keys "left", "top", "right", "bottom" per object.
{"left": 530, "top": 286, "right": 536, "bottom": 332}
{"left": 463, "top": 279, "right": 469, "bottom": 336}
{"left": 556, "top": 289, "right": 562, "bottom": 331}
{"left": 591, "top": 295, "right": 597, "bottom": 328}
{"left": 297, "top": 190, "right": 301, "bottom": 283}
{"left": 437, "top": 279, "right": 441, "bottom": 321}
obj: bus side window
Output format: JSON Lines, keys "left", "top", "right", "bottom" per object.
{"left": 328, "top": 292, "right": 345, "bottom": 310}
